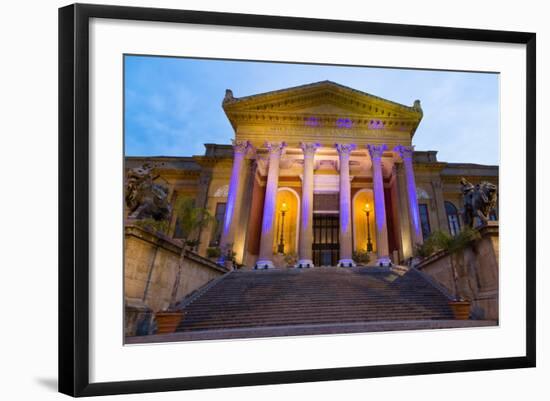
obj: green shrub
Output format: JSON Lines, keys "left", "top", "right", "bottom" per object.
{"left": 353, "top": 250, "right": 370, "bottom": 265}
{"left": 283, "top": 253, "right": 298, "bottom": 267}
{"left": 206, "top": 247, "right": 221, "bottom": 259}
{"left": 414, "top": 227, "right": 481, "bottom": 258}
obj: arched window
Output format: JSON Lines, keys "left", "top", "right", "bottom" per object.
{"left": 445, "top": 201, "right": 461, "bottom": 236}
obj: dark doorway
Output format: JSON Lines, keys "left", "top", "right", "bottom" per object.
{"left": 312, "top": 213, "right": 339, "bottom": 266}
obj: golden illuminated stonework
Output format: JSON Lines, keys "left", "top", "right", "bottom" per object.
{"left": 126, "top": 81, "right": 497, "bottom": 269}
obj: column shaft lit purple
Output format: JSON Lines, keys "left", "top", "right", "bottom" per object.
{"left": 367, "top": 144, "right": 390, "bottom": 263}
{"left": 297, "top": 142, "right": 319, "bottom": 267}
{"left": 256, "top": 142, "right": 286, "bottom": 269}
{"left": 218, "top": 140, "right": 249, "bottom": 266}
{"left": 395, "top": 145, "right": 423, "bottom": 245}
{"left": 335, "top": 143, "right": 356, "bottom": 266}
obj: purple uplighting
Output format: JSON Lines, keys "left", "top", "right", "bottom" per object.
{"left": 405, "top": 157, "right": 422, "bottom": 239}
{"left": 336, "top": 118, "right": 353, "bottom": 128}
{"left": 368, "top": 120, "right": 384, "bottom": 130}
{"left": 305, "top": 116, "right": 321, "bottom": 127}
{"left": 341, "top": 201, "right": 350, "bottom": 233}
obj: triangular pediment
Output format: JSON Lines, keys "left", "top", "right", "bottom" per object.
{"left": 223, "top": 81, "right": 422, "bottom": 119}
{"left": 223, "top": 81, "right": 423, "bottom": 140}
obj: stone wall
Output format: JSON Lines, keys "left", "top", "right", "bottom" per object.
{"left": 125, "top": 224, "right": 227, "bottom": 319}
{"left": 416, "top": 222, "right": 499, "bottom": 320}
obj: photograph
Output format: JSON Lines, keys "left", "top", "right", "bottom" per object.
{"left": 123, "top": 55, "right": 500, "bottom": 344}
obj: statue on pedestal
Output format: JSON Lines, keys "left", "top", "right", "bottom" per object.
{"left": 460, "top": 177, "right": 497, "bottom": 228}
{"left": 125, "top": 163, "right": 171, "bottom": 221}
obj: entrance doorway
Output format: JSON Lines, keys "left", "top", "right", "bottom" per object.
{"left": 312, "top": 213, "right": 339, "bottom": 266}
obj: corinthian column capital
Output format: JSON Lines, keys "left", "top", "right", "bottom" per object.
{"left": 366, "top": 144, "right": 388, "bottom": 160}
{"left": 334, "top": 143, "right": 357, "bottom": 156}
{"left": 300, "top": 142, "right": 321, "bottom": 158}
{"left": 394, "top": 145, "right": 415, "bottom": 160}
{"left": 265, "top": 141, "right": 287, "bottom": 157}
{"left": 231, "top": 139, "right": 251, "bottom": 155}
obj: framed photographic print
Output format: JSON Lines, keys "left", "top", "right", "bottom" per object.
{"left": 58, "top": 2, "right": 536, "bottom": 397}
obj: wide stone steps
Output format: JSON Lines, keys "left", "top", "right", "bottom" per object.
{"left": 183, "top": 304, "right": 451, "bottom": 317}
{"left": 180, "top": 317, "right": 451, "bottom": 331}
{"left": 184, "top": 299, "right": 448, "bottom": 312}
{"left": 175, "top": 267, "right": 454, "bottom": 333}
{"left": 180, "top": 313, "right": 453, "bottom": 327}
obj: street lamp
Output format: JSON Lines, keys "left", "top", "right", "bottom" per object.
{"left": 363, "top": 202, "right": 373, "bottom": 252}
{"left": 277, "top": 202, "right": 289, "bottom": 254}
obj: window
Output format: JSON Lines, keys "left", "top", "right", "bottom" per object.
{"left": 209, "top": 202, "right": 226, "bottom": 246}
{"left": 418, "top": 203, "right": 431, "bottom": 239}
{"left": 445, "top": 201, "right": 461, "bottom": 236}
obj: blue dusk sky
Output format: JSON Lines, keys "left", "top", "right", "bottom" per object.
{"left": 124, "top": 55, "right": 499, "bottom": 166}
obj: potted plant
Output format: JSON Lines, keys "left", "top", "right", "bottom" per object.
{"left": 154, "top": 309, "right": 186, "bottom": 334}
{"left": 448, "top": 299, "right": 471, "bottom": 320}
{"left": 352, "top": 250, "right": 370, "bottom": 266}
{"left": 283, "top": 252, "right": 298, "bottom": 268}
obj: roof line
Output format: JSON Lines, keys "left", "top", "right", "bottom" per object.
{"left": 224, "top": 80, "right": 419, "bottom": 112}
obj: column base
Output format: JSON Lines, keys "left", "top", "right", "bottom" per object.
{"left": 375, "top": 256, "right": 393, "bottom": 267}
{"left": 295, "top": 259, "right": 314, "bottom": 268}
{"left": 337, "top": 259, "right": 356, "bottom": 268}
{"left": 254, "top": 259, "right": 275, "bottom": 270}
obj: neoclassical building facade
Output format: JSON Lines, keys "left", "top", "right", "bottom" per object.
{"left": 126, "top": 81, "right": 498, "bottom": 268}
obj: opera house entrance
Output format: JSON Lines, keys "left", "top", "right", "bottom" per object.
{"left": 312, "top": 213, "right": 340, "bottom": 266}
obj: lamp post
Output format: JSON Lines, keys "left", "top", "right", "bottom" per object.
{"left": 277, "top": 202, "right": 288, "bottom": 254}
{"left": 363, "top": 203, "right": 373, "bottom": 252}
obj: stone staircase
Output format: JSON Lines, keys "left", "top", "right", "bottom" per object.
{"left": 174, "top": 266, "right": 455, "bottom": 333}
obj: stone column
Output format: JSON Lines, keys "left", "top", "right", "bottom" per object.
{"left": 367, "top": 144, "right": 391, "bottom": 266}
{"left": 255, "top": 142, "right": 287, "bottom": 269}
{"left": 218, "top": 140, "right": 250, "bottom": 267}
{"left": 297, "top": 142, "right": 320, "bottom": 268}
{"left": 395, "top": 145, "right": 423, "bottom": 246}
{"left": 335, "top": 143, "right": 356, "bottom": 267}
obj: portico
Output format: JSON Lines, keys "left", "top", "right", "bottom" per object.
{"left": 219, "top": 81, "right": 425, "bottom": 268}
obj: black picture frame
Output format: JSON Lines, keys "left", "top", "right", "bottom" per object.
{"left": 58, "top": 3, "right": 536, "bottom": 397}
